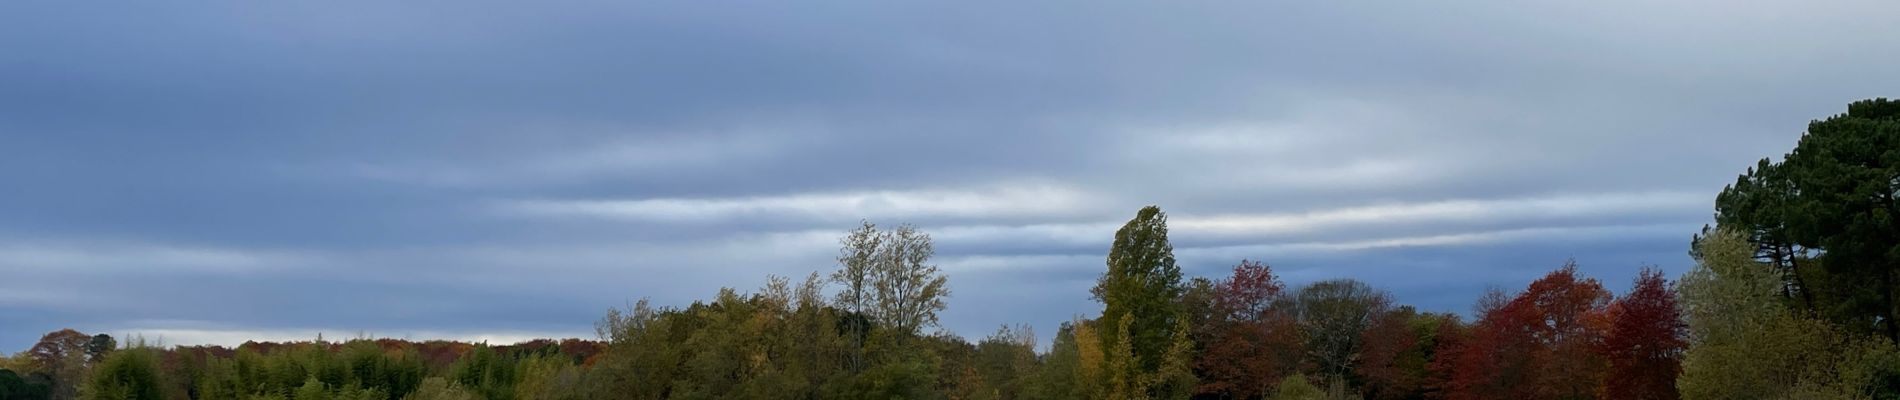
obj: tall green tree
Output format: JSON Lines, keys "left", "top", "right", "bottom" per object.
{"left": 1708, "top": 98, "right": 1900, "bottom": 339}
{"left": 1092, "top": 206, "right": 1187, "bottom": 387}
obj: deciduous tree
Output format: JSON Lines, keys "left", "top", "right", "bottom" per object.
{"left": 1599, "top": 268, "right": 1684, "bottom": 400}
{"left": 1289, "top": 279, "right": 1391, "bottom": 387}
{"left": 1445, "top": 263, "right": 1609, "bottom": 400}
{"left": 1192, "top": 260, "right": 1300, "bottom": 399}
{"left": 1093, "top": 206, "right": 1187, "bottom": 393}
{"left": 1678, "top": 228, "right": 1898, "bottom": 399}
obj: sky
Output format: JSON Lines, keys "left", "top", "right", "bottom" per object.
{"left": 3, "top": 0, "right": 1899, "bottom": 350}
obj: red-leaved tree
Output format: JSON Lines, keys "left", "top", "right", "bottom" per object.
{"left": 1599, "top": 268, "right": 1685, "bottom": 400}
{"left": 1193, "top": 260, "right": 1302, "bottom": 398}
{"left": 1446, "top": 262, "right": 1611, "bottom": 400}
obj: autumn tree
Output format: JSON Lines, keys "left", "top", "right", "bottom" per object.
{"left": 1092, "top": 205, "right": 1188, "bottom": 396}
{"left": 1599, "top": 268, "right": 1684, "bottom": 400}
{"left": 1445, "top": 263, "right": 1610, "bottom": 400}
{"left": 27, "top": 329, "right": 92, "bottom": 400}
{"left": 1192, "top": 260, "right": 1301, "bottom": 399}
{"left": 1356, "top": 307, "right": 1458, "bottom": 400}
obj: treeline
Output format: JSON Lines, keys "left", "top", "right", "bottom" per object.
{"left": 0, "top": 334, "right": 604, "bottom": 400}
{"left": 0, "top": 98, "right": 1895, "bottom": 400}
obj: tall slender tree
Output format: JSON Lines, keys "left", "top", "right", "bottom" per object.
{"left": 1092, "top": 205, "right": 1187, "bottom": 388}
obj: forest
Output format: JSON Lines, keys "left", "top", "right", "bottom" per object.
{"left": 0, "top": 98, "right": 1894, "bottom": 400}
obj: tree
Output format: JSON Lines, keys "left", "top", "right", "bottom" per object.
{"left": 973, "top": 324, "right": 1037, "bottom": 400}
{"left": 1356, "top": 307, "right": 1457, "bottom": 400}
{"left": 1677, "top": 228, "right": 1898, "bottom": 399}
{"left": 1599, "top": 268, "right": 1685, "bottom": 400}
{"left": 1193, "top": 260, "right": 1301, "bottom": 399}
{"left": 84, "top": 335, "right": 114, "bottom": 365}
{"left": 1708, "top": 98, "right": 1900, "bottom": 339}
{"left": 1092, "top": 205, "right": 1187, "bottom": 392}
{"left": 81, "top": 348, "right": 163, "bottom": 400}
{"left": 830, "top": 221, "right": 950, "bottom": 369}
{"left": 833, "top": 220, "right": 883, "bottom": 373}
{"left": 1024, "top": 318, "right": 1104, "bottom": 400}
{"left": 870, "top": 223, "right": 949, "bottom": 338}
{"left": 1289, "top": 279, "right": 1391, "bottom": 388}
{"left": 1445, "top": 263, "right": 1610, "bottom": 400}
{"left": 1149, "top": 318, "right": 1198, "bottom": 400}
{"left": 27, "top": 329, "right": 92, "bottom": 400}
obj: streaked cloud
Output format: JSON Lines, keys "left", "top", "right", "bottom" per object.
{"left": 0, "top": 240, "right": 313, "bottom": 274}
{"left": 1172, "top": 191, "right": 1705, "bottom": 237}
{"left": 497, "top": 183, "right": 1099, "bottom": 223}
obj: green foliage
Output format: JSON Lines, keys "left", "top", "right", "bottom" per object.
{"left": 192, "top": 340, "right": 439, "bottom": 400}
{"left": 824, "top": 361, "right": 935, "bottom": 400}
{"left": 402, "top": 378, "right": 476, "bottom": 400}
{"left": 447, "top": 346, "right": 514, "bottom": 400}
{"left": 1149, "top": 318, "right": 1198, "bottom": 400}
{"left": 971, "top": 325, "right": 1037, "bottom": 400}
{"left": 1022, "top": 322, "right": 1084, "bottom": 400}
{"left": 1709, "top": 98, "right": 1900, "bottom": 338}
{"left": 0, "top": 368, "right": 52, "bottom": 400}
{"left": 1270, "top": 374, "right": 1324, "bottom": 400}
{"left": 510, "top": 354, "right": 579, "bottom": 400}
{"left": 294, "top": 376, "right": 330, "bottom": 400}
{"left": 830, "top": 220, "right": 952, "bottom": 376}
{"left": 82, "top": 348, "right": 163, "bottom": 400}
{"left": 1679, "top": 229, "right": 1900, "bottom": 399}
{"left": 1094, "top": 206, "right": 1188, "bottom": 395}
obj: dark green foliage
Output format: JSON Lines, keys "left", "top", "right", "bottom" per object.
{"left": 0, "top": 369, "right": 52, "bottom": 400}
{"left": 447, "top": 346, "right": 514, "bottom": 400}
{"left": 193, "top": 340, "right": 442, "bottom": 400}
{"left": 1710, "top": 98, "right": 1900, "bottom": 338}
{"left": 1093, "top": 206, "right": 1187, "bottom": 378}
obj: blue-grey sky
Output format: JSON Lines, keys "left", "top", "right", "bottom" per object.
{"left": 4, "top": 0, "right": 1898, "bottom": 350}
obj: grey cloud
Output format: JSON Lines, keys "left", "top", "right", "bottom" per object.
{"left": 3, "top": 0, "right": 1897, "bottom": 348}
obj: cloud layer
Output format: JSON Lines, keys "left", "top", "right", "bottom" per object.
{"left": 3, "top": 0, "right": 1897, "bottom": 348}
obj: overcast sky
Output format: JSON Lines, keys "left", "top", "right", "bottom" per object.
{"left": 3, "top": 0, "right": 1897, "bottom": 350}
